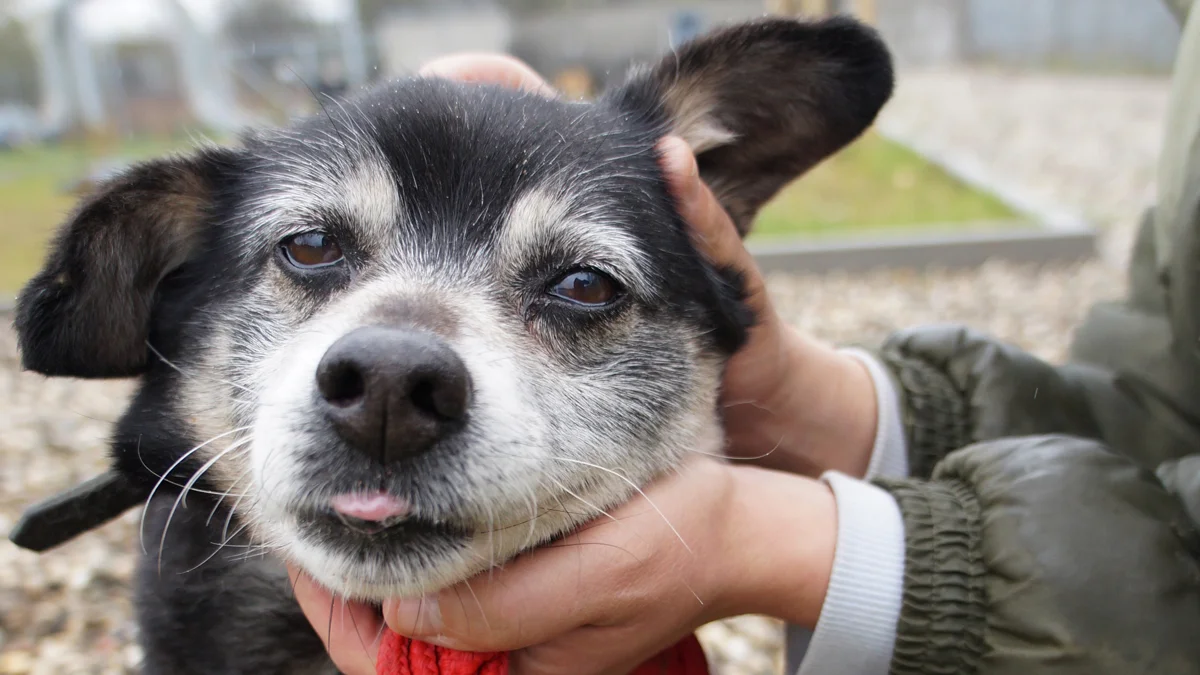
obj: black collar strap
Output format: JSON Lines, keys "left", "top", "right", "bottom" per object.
{"left": 9, "top": 470, "right": 149, "bottom": 552}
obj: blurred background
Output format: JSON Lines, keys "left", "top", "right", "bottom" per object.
{"left": 0, "top": 1, "right": 1185, "bottom": 674}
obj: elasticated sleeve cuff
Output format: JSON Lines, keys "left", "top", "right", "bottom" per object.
{"left": 875, "top": 343, "right": 973, "bottom": 478}
{"left": 872, "top": 478, "right": 988, "bottom": 675}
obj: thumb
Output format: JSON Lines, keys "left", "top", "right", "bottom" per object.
{"left": 382, "top": 528, "right": 635, "bottom": 651}
{"left": 656, "top": 135, "right": 769, "bottom": 314}
{"left": 288, "top": 566, "right": 381, "bottom": 675}
{"left": 510, "top": 626, "right": 688, "bottom": 675}
{"left": 419, "top": 53, "right": 558, "bottom": 98}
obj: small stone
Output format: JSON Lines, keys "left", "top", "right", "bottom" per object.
{"left": 123, "top": 644, "right": 143, "bottom": 669}
{"left": 0, "top": 651, "right": 33, "bottom": 675}
{"left": 68, "top": 566, "right": 94, "bottom": 591}
{"left": 30, "top": 606, "right": 67, "bottom": 640}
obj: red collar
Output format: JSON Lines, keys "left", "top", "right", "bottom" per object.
{"left": 378, "top": 632, "right": 710, "bottom": 674}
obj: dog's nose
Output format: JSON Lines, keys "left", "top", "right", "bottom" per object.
{"left": 316, "top": 326, "right": 471, "bottom": 464}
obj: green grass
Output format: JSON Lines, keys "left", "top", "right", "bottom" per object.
{"left": 0, "top": 172, "right": 76, "bottom": 292}
{"left": 0, "top": 135, "right": 196, "bottom": 293}
{"left": 750, "top": 132, "right": 1019, "bottom": 240}
{"left": 0, "top": 131, "right": 1019, "bottom": 294}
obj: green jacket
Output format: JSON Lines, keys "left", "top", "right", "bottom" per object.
{"left": 867, "top": 3, "right": 1200, "bottom": 672}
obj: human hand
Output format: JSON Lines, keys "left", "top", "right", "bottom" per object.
{"left": 290, "top": 458, "right": 837, "bottom": 675}
{"left": 415, "top": 52, "right": 881, "bottom": 478}
{"left": 654, "top": 138, "right": 879, "bottom": 477}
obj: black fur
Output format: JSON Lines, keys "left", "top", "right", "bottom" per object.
{"left": 611, "top": 16, "right": 894, "bottom": 231}
{"left": 15, "top": 148, "right": 239, "bottom": 378}
{"left": 13, "top": 17, "right": 893, "bottom": 673}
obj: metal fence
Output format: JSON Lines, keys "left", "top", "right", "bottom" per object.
{"left": 877, "top": 0, "right": 1182, "bottom": 71}
{"left": 964, "top": 0, "right": 1181, "bottom": 71}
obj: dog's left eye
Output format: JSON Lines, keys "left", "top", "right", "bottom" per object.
{"left": 280, "top": 232, "right": 343, "bottom": 269}
{"left": 547, "top": 269, "right": 621, "bottom": 306}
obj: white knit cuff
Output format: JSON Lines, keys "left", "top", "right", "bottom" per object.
{"left": 793, "top": 471, "right": 906, "bottom": 675}
{"left": 840, "top": 347, "right": 909, "bottom": 479}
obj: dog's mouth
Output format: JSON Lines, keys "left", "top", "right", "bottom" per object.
{"left": 302, "top": 509, "right": 466, "bottom": 538}
{"left": 296, "top": 491, "right": 471, "bottom": 541}
{"left": 329, "top": 510, "right": 412, "bottom": 536}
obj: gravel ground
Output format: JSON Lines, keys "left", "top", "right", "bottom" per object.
{"left": 0, "top": 67, "right": 1173, "bottom": 675}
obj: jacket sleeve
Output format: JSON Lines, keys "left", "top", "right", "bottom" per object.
{"left": 873, "top": 436, "right": 1200, "bottom": 675}
{"left": 872, "top": 300, "right": 1200, "bottom": 477}
{"left": 872, "top": 324, "right": 1113, "bottom": 477}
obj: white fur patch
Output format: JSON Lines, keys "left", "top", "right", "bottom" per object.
{"left": 499, "top": 187, "right": 653, "bottom": 291}
{"left": 338, "top": 161, "right": 403, "bottom": 243}
{"left": 242, "top": 145, "right": 404, "bottom": 258}
{"left": 662, "top": 81, "right": 738, "bottom": 154}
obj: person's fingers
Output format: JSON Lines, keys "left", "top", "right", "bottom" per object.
{"left": 289, "top": 566, "right": 382, "bottom": 675}
{"left": 656, "top": 136, "right": 769, "bottom": 312}
{"left": 419, "top": 53, "right": 558, "bottom": 98}
{"left": 509, "top": 625, "right": 684, "bottom": 675}
{"left": 382, "top": 523, "right": 640, "bottom": 652}
{"left": 383, "top": 459, "right": 728, "bottom": 652}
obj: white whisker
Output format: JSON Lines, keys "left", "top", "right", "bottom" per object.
{"left": 158, "top": 436, "right": 254, "bottom": 575}
{"left": 139, "top": 425, "right": 253, "bottom": 555}
{"left": 146, "top": 341, "right": 257, "bottom": 395}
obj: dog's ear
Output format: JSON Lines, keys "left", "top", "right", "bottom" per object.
{"left": 15, "top": 147, "right": 238, "bottom": 378}
{"left": 606, "top": 16, "right": 894, "bottom": 234}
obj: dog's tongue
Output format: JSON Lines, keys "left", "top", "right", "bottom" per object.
{"left": 331, "top": 492, "right": 410, "bottom": 522}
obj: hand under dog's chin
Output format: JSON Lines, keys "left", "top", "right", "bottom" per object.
{"left": 285, "top": 500, "right": 595, "bottom": 600}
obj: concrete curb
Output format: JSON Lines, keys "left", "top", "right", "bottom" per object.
{"left": 749, "top": 225, "right": 1095, "bottom": 275}
{"left": 742, "top": 123, "right": 1099, "bottom": 275}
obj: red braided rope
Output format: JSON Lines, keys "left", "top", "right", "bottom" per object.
{"left": 376, "top": 632, "right": 709, "bottom": 675}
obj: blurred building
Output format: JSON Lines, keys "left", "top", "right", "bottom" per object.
{"left": 796, "top": 0, "right": 1181, "bottom": 70}
{"left": 374, "top": 1, "right": 513, "bottom": 77}
{"left": 508, "top": 0, "right": 763, "bottom": 90}
{"left": 18, "top": 0, "right": 246, "bottom": 136}
{"left": 0, "top": 0, "right": 1185, "bottom": 140}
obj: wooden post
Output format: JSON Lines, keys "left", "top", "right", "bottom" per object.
{"left": 802, "top": 0, "right": 831, "bottom": 15}
{"left": 767, "top": 0, "right": 872, "bottom": 20}
{"left": 766, "top": 0, "right": 831, "bottom": 16}
{"left": 764, "top": 0, "right": 802, "bottom": 15}
{"left": 855, "top": 0, "right": 877, "bottom": 24}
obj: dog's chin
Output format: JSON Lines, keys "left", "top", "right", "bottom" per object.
{"left": 288, "top": 522, "right": 477, "bottom": 600}
{"left": 285, "top": 498, "right": 596, "bottom": 600}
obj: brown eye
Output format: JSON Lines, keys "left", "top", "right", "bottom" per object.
{"left": 548, "top": 269, "right": 620, "bottom": 306}
{"left": 281, "top": 232, "right": 343, "bottom": 269}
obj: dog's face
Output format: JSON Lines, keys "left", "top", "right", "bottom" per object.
{"left": 16, "top": 19, "right": 891, "bottom": 599}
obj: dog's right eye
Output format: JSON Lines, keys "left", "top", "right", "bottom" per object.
{"left": 280, "top": 232, "right": 343, "bottom": 269}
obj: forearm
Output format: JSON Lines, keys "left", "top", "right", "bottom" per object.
{"left": 777, "top": 348, "right": 910, "bottom": 674}
{"left": 725, "top": 331, "right": 881, "bottom": 478}
{"left": 716, "top": 465, "right": 837, "bottom": 628}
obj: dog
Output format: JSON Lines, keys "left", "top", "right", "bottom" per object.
{"left": 11, "top": 17, "right": 892, "bottom": 674}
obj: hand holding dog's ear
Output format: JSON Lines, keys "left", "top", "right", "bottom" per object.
{"left": 657, "top": 135, "right": 879, "bottom": 478}
{"left": 610, "top": 17, "right": 893, "bottom": 233}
